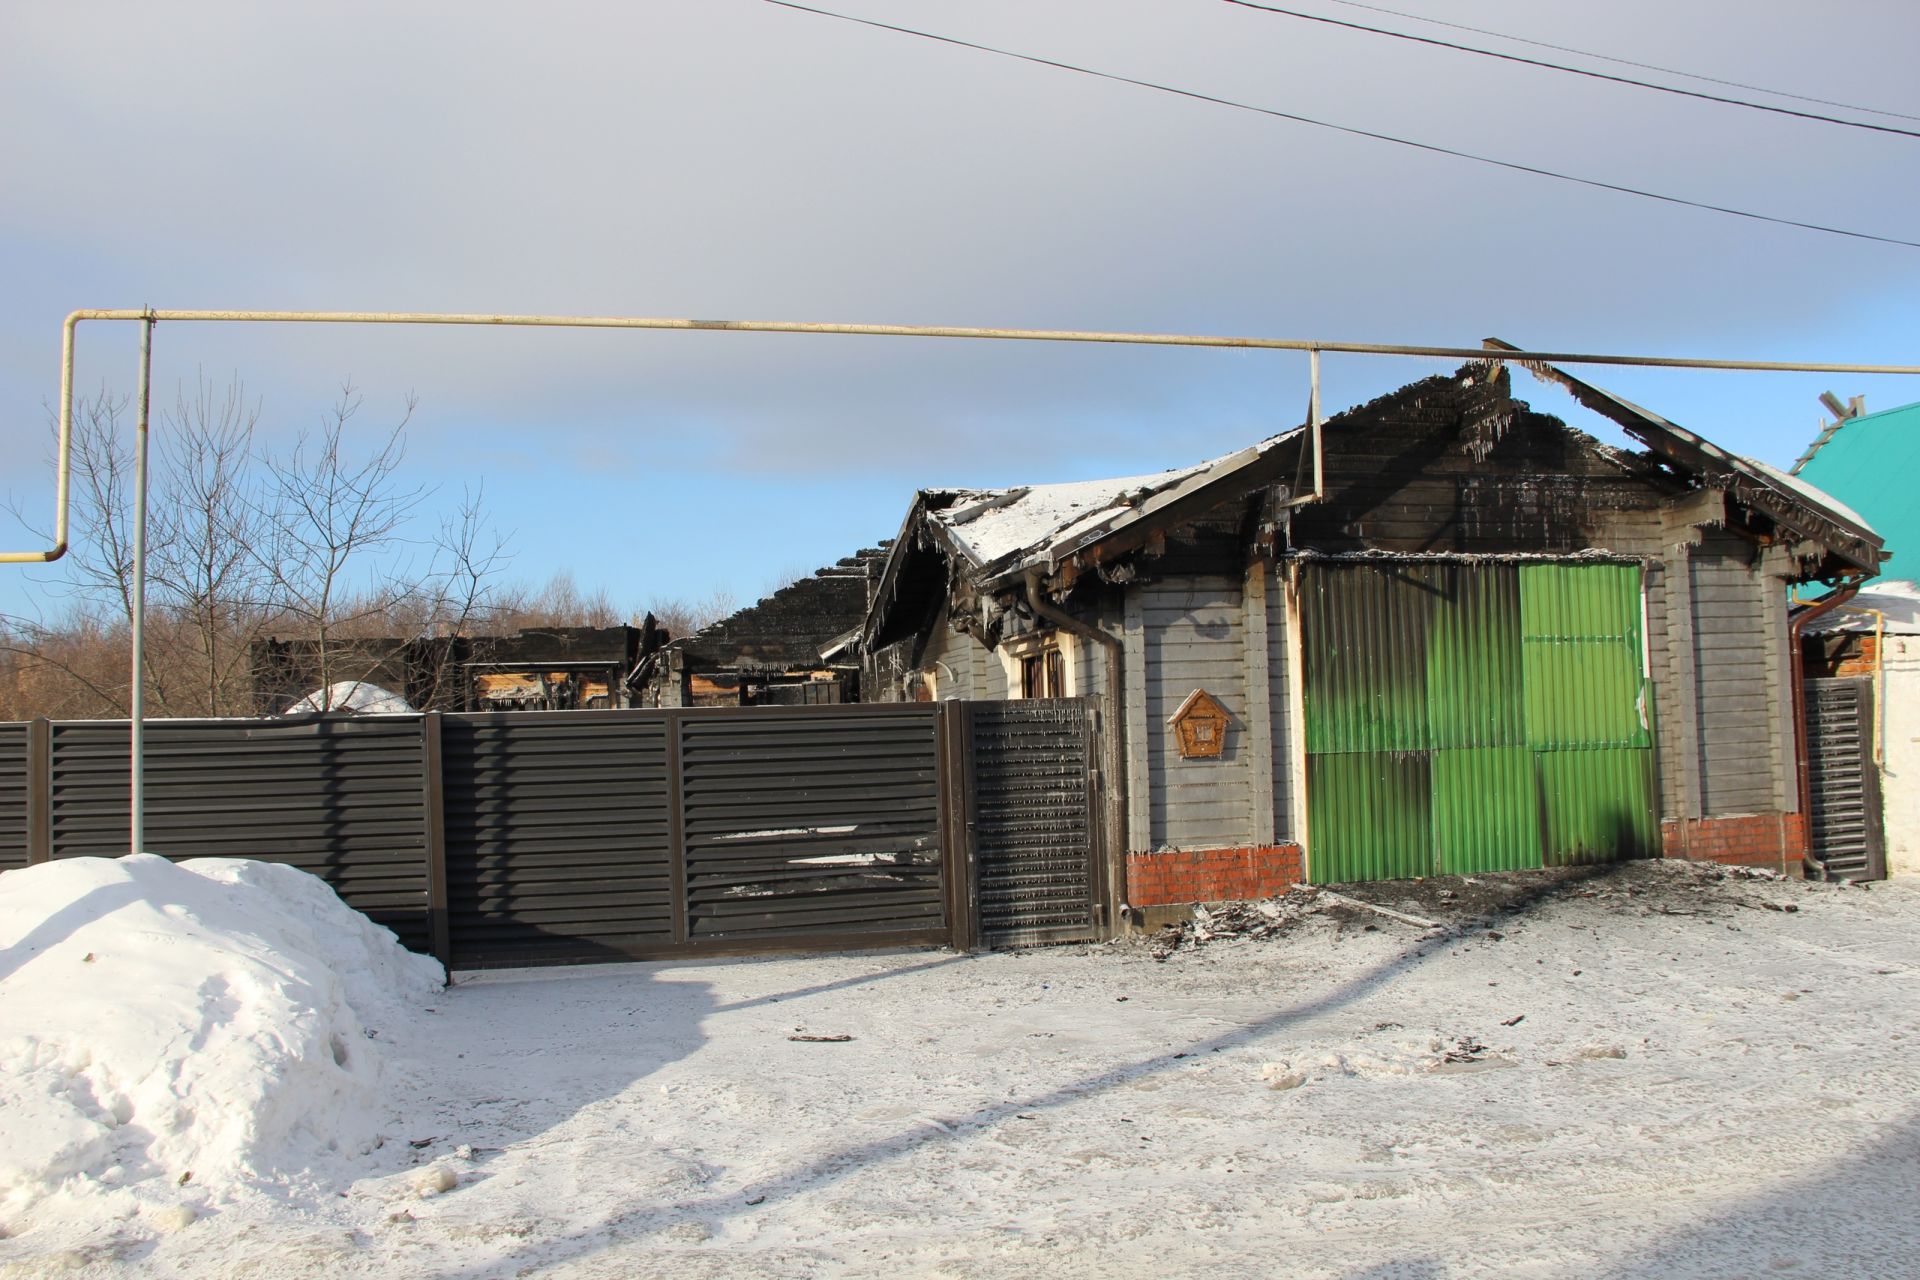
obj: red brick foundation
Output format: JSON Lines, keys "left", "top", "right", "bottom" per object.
{"left": 1662, "top": 813, "right": 1810, "bottom": 876}
{"left": 1125, "top": 844, "right": 1305, "bottom": 907}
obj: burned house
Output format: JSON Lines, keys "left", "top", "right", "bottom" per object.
{"left": 458, "top": 624, "right": 662, "bottom": 711}
{"left": 253, "top": 622, "right": 666, "bottom": 714}
{"left": 634, "top": 548, "right": 889, "bottom": 706}
{"left": 861, "top": 352, "right": 1884, "bottom": 907}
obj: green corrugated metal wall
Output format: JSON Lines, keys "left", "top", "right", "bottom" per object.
{"left": 1302, "top": 560, "right": 1657, "bottom": 883}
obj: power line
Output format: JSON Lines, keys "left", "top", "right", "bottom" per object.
{"left": 1321, "top": 0, "right": 1920, "bottom": 124}
{"left": 759, "top": 0, "right": 1920, "bottom": 251}
{"left": 1219, "top": 0, "right": 1920, "bottom": 139}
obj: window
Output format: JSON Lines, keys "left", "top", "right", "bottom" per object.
{"left": 1021, "top": 646, "right": 1066, "bottom": 699}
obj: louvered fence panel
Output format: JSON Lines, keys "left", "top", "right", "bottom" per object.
{"left": 679, "top": 706, "right": 947, "bottom": 943}
{"left": 47, "top": 716, "right": 431, "bottom": 948}
{"left": 0, "top": 723, "right": 26, "bottom": 871}
{"left": 970, "top": 700, "right": 1098, "bottom": 947}
{"left": 441, "top": 712, "right": 673, "bottom": 965}
{"left": 1805, "top": 678, "right": 1884, "bottom": 880}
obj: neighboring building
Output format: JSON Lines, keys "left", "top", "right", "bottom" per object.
{"left": 254, "top": 623, "right": 665, "bottom": 714}
{"left": 634, "top": 548, "right": 890, "bottom": 707}
{"left": 1792, "top": 397, "right": 1917, "bottom": 588}
{"left": 1790, "top": 399, "right": 1918, "bottom": 879}
{"left": 1801, "top": 582, "right": 1917, "bottom": 878}
{"left": 861, "top": 354, "right": 1884, "bottom": 906}
{"left": 456, "top": 624, "right": 663, "bottom": 712}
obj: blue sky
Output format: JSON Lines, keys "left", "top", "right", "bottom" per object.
{"left": 3, "top": 0, "right": 1917, "bottom": 622}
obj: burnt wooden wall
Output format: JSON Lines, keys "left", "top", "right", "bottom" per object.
{"left": 1285, "top": 370, "right": 1681, "bottom": 556}
{"left": 887, "top": 366, "right": 1806, "bottom": 862}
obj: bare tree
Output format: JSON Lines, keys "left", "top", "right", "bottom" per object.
{"left": 644, "top": 587, "right": 739, "bottom": 640}
{"left": 252, "top": 385, "right": 428, "bottom": 709}
{"left": 148, "top": 374, "right": 275, "bottom": 715}
{"left": 493, "top": 570, "right": 624, "bottom": 631}
{"left": 4, "top": 374, "right": 517, "bottom": 720}
{"left": 3, "top": 389, "right": 143, "bottom": 716}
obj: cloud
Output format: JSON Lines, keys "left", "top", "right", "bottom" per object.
{"left": 2, "top": 0, "right": 1916, "bottom": 612}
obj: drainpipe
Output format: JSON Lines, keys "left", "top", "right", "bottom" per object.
{"left": 1025, "top": 570, "right": 1128, "bottom": 933}
{"left": 1823, "top": 602, "right": 1887, "bottom": 767}
{"left": 1789, "top": 581, "right": 1863, "bottom": 879}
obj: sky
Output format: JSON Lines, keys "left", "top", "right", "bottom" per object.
{"left": 2, "top": 0, "right": 1916, "bottom": 622}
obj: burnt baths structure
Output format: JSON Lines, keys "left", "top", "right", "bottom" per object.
{"left": 635, "top": 548, "right": 889, "bottom": 707}
{"left": 254, "top": 623, "right": 665, "bottom": 714}
{"left": 861, "top": 351, "right": 1884, "bottom": 907}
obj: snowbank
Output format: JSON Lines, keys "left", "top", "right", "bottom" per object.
{"left": 0, "top": 855, "right": 442, "bottom": 1232}
{"left": 285, "top": 680, "right": 416, "bottom": 714}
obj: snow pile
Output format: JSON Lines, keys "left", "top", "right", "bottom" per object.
{"left": 0, "top": 855, "right": 442, "bottom": 1230}
{"left": 285, "top": 680, "right": 415, "bottom": 714}
{"left": 1801, "top": 577, "right": 1920, "bottom": 634}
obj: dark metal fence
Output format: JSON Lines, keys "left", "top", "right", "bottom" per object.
{"left": 0, "top": 723, "right": 27, "bottom": 872}
{"left": 0, "top": 701, "right": 1102, "bottom": 966}
{"left": 964, "top": 701, "right": 1103, "bottom": 947}
{"left": 1804, "top": 678, "right": 1885, "bottom": 881}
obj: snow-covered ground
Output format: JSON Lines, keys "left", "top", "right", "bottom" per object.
{"left": 3, "top": 860, "right": 1918, "bottom": 1278}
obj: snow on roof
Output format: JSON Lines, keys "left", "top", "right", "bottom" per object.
{"left": 0, "top": 855, "right": 441, "bottom": 1229}
{"left": 1801, "top": 579, "right": 1920, "bottom": 634}
{"left": 930, "top": 433, "right": 1296, "bottom": 574}
{"left": 286, "top": 681, "right": 416, "bottom": 715}
{"left": 1739, "top": 455, "right": 1876, "bottom": 538}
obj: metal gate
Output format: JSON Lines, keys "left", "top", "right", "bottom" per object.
{"left": 441, "top": 705, "right": 952, "bottom": 967}
{"left": 964, "top": 700, "right": 1102, "bottom": 948}
{"left": 0, "top": 700, "right": 1107, "bottom": 965}
{"left": 1804, "top": 678, "right": 1885, "bottom": 880}
{"left": 1301, "top": 560, "right": 1659, "bottom": 883}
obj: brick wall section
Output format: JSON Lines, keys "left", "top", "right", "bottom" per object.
{"left": 1834, "top": 634, "right": 1878, "bottom": 678}
{"left": 1662, "top": 813, "right": 1810, "bottom": 876}
{"left": 1125, "top": 844, "right": 1305, "bottom": 907}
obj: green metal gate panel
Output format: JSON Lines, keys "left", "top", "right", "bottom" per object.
{"left": 1301, "top": 566, "right": 1434, "bottom": 755}
{"left": 1303, "top": 560, "right": 1656, "bottom": 884}
{"left": 1306, "top": 751, "right": 1432, "bottom": 883}
{"left": 1520, "top": 563, "right": 1651, "bottom": 750}
{"left": 1432, "top": 746, "right": 1541, "bottom": 874}
{"left": 1537, "top": 748, "right": 1659, "bottom": 865}
{"left": 1519, "top": 562, "right": 1657, "bottom": 865}
{"left": 1426, "top": 564, "right": 1524, "bottom": 750}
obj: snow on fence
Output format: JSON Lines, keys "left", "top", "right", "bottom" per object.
{"left": 0, "top": 702, "right": 1103, "bottom": 967}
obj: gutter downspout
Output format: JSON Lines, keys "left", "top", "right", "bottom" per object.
{"left": 1025, "top": 571, "right": 1127, "bottom": 934}
{"left": 1824, "top": 602, "right": 1887, "bottom": 767}
{"left": 1790, "top": 581, "right": 1863, "bottom": 879}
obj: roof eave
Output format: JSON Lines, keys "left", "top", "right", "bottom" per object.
{"left": 1484, "top": 338, "right": 1886, "bottom": 576}
{"left": 970, "top": 436, "right": 1300, "bottom": 591}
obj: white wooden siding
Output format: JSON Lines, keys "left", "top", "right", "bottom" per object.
{"left": 1265, "top": 563, "right": 1295, "bottom": 842}
{"left": 1142, "top": 577, "right": 1254, "bottom": 850}
{"left": 1689, "top": 546, "right": 1779, "bottom": 816}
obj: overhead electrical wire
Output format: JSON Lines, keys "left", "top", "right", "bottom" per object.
{"left": 758, "top": 0, "right": 1920, "bottom": 251}
{"left": 1218, "top": 0, "right": 1920, "bottom": 139}
{"left": 1320, "top": 0, "right": 1920, "bottom": 123}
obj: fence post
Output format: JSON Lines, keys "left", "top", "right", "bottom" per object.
{"left": 665, "top": 710, "right": 689, "bottom": 945}
{"left": 420, "top": 712, "right": 452, "bottom": 969}
{"left": 27, "top": 718, "right": 52, "bottom": 865}
{"left": 939, "top": 702, "right": 978, "bottom": 951}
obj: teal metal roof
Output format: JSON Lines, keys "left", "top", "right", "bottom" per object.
{"left": 1794, "top": 400, "right": 1920, "bottom": 586}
